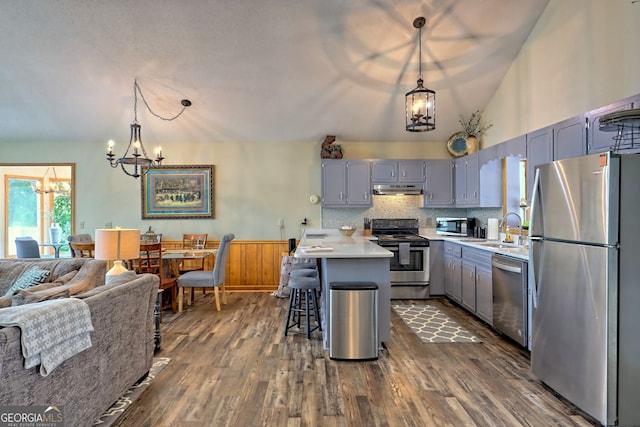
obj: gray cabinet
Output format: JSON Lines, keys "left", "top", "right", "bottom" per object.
{"left": 445, "top": 244, "right": 493, "bottom": 325}
{"left": 454, "top": 153, "right": 501, "bottom": 207}
{"left": 526, "top": 116, "right": 587, "bottom": 200}
{"left": 444, "top": 242, "right": 462, "bottom": 303}
{"left": 371, "top": 160, "right": 425, "bottom": 183}
{"left": 423, "top": 160, "right": 454, "bottom": 207}
{"left": 554, "top": 115, "right": 586, "bottom": 160}
{"left": 428, "top": 240, "right": 445, "bottom": 295}
{"left": 461, "top": 247, "right": 493, "bottom": 323}
{"left": 526, "top": 126, "right": 553, "bottom": 201}
{"left": 321, "top": 160, "right": 371, "bottom": 207}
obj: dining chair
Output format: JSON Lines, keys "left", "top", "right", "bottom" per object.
{"left": 15, "top": 237, "right": 41, "bottom": 258}
{"left": 177, "top": 233, "right": 234, "bottom": 312}
{"left": 180, "top": 233, "right": 209, "bottom": 299}
{"left": 68, "top": 233, "right": 94, "bottom": 257}
{"left": 69, "top": 242, "right": 95, "bottom": 258}
{"left": 130, "top": 242, "right": 177, "bottom": 313}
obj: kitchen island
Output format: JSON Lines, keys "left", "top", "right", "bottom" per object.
{"left": 295, "top": 234, "right": 393, "bottom": 349}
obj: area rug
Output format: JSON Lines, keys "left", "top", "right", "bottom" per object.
{"left": 92, "top": 357, "right": 171, "bottom": 426}
{"left": 392, "top": 304, "right": 481, "bottom": 343}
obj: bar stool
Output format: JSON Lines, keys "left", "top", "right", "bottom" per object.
{"left": 284, "top": 276, "right": 322, "bottom": 339}
{"left": 290, "top": 268, "right": 318, "bottom": 278}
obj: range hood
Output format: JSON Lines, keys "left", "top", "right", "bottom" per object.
{"left": 372, "top": 184, "right": 423, "bottom": 195}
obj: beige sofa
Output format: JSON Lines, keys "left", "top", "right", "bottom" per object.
{"left": 0, "top": 258, "right": 159, "bottom": 427}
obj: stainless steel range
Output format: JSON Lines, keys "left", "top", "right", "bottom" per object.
{"left": 372, "top": 218, "right": 429, "bottom": 299}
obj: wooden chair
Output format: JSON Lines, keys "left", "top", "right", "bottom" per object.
{"left": 69, "top": 242, "right": 94, "bottom": 258}
{"left": 130, "top": 242, "right": 177, "bottom": 313}
{"left": 177, "top": 233, "right": 234, "bottom": 312}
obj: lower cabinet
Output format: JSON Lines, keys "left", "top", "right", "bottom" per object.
{"left": 444, "top": 242, "right": 462, "bottom": 303}
{"left": 428, "top": 240, "right": 445, "bottom": 295}
{"left": 444, "top": 242, "right": 493, "bottom": 326}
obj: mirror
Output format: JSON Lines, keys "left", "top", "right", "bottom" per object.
{"left": 0, "top": 163, "right": 75, "bottom": 257}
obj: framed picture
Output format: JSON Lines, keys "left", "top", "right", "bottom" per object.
{"left": 141, "top": 165, "right": 214, "bottom": 219}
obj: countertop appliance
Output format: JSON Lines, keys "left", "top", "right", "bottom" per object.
{"left": 529, "top": 152, "right": 640, "bottom": 426}
{"left": 491, "top": 254, "right": 527, "bottom": 347}
{"left": 435, "top": 217, "right": 476, "bottom": 237}
{"left": 371, "top": 218, "right": 429, "bottom": 299}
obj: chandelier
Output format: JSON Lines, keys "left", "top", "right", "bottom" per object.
{"left": 106, "top": 79, "right": 191, "bottom": 178}
{"left": 405, "top": 17, "right": 436, "bottom": 132}
{"left": 31, "top": 167, "right": 71, "bottom": 195}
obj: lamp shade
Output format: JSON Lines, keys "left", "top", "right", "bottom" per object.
{"left": 95, "top": 229, "right": 140, "bottom": 261}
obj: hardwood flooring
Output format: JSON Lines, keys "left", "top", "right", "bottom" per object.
{"left": 115, "top": 293, "right": 600, "bottom": 427}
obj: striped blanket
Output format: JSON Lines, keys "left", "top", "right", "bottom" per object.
{"left": 0, "top": 298, "right": 93, "bottom": 376}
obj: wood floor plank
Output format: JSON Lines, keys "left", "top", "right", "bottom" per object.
{"left": 113, "top": 294, "right": 601, "bottom": 427}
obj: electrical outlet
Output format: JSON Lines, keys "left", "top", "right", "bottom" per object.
{"left": 80, "top": 221, "right": 85, "bottom": 229}
{"left": 105, "top": 222, "right": 113, "bottom": 229}
{"left": 278, "top": 218, "right": 285, "bottom": 229}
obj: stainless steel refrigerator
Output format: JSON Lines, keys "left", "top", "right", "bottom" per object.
{"left": 529, "top": 152, "right": 640, "bottom": 427}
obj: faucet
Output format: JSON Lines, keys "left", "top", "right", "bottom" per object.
{"left": 500, "top": 211, "right": 523, "bottom": 245}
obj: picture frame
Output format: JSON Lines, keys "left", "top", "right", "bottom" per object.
{"left": 141, "top": 165, "right": 214, "bottom": 219}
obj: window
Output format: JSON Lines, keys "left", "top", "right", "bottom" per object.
{"left": 2, "top": 164, "right": 74, "bottom": 257}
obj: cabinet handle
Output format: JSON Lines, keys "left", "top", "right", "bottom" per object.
{"left": 364, "top": 192, "right": 369, "bottom": 200}
{"left": 402, "top": 170, "right": 406, "bottom": 177}
{"left": 340, "top": 192, "right": 344, "bottom": 201}
{"left": 391, "top": 170, "right": 395, "bottom": 178}
{"left": 429, "top": 192, "right": 433, "bottom": 200}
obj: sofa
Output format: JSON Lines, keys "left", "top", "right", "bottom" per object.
{"left": 0, "top": 258, "right": 160, "bottom": 427}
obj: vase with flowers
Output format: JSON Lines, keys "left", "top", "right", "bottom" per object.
{"left": 447, "top": 110, "right": 493, "bottom": 157}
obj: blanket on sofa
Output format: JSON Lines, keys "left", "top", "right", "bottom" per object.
{"left": 0, "top": 298, "right": 93, "bottom": 376}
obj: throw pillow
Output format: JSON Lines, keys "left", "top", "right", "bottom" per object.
{"left": 4, "top": 268, "right": 50, "bottom": 296}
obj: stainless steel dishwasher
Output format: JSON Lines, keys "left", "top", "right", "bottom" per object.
{"left": 492, "top": 254, "right": 528, "bottom": 346}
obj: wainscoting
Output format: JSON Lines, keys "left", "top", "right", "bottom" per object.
{"left": 162, "top": 239, "right": 288, "bottom": 292}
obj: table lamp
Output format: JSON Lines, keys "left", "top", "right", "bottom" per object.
{"left": 95, "top": 228, "right": 140, "bottom": 283}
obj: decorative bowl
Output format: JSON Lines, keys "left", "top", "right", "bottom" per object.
{"left": 339, "top": 227, "right": 355, "bottom": 237}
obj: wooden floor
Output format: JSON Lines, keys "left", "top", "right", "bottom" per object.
{"left": 115, "top": 292, "right": 600, "bottom": 427}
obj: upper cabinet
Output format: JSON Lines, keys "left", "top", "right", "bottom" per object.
{"left": 526, "top": 115, "right": 586, "bottom": 199}
{"left": 454, "top": 153, "right": 501, "bottom": 208}
{"left": 586, "top": 95, "right": 639, "bottom": 154}
{"left": 371, "top": 160, "right": 425, "bottom": 184}
{"left": 321, "top": 160, "right": 372, "bottom": 207}
{"left": 423, "top": 160, "right": 454, "bottom": 207}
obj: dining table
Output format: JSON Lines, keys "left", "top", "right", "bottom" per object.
{"left": 162, "top": 249, "right": 217, "bottom": 278}
{"left": 38, "top": 242, "right": 69, "bottom": 258}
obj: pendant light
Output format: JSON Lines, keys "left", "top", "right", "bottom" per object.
{"left": 405, "top": 17, "right": 436, "bottom": 132}
{"left": 106, "top": 79, "right": 191, "bottom": 178}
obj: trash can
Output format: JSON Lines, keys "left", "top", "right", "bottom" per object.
{"left": 329, "top": 282, "right": 379, "bottom": 361}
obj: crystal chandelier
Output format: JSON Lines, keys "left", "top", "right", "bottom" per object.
{"left": 405, "top": 17, "right": 436, "bottom": 132}
{"left": 106, "top": 79, "right": 191, "bottom": 178}
{"left": 31, "top": 167, "right": 71, "bottom": 195}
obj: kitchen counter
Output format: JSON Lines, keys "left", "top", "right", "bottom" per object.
{"left": 420, "top": 229, "right": 529, "bottom": 261}
{"left": 296, "top": 235, "right": 392, "bottom": 258}
{"left": 295, "top": 233, "right": 392, "bottom": 350}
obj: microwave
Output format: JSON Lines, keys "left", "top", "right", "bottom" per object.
{"left": 435, "top": 217, "right": 476, "bottom": 237}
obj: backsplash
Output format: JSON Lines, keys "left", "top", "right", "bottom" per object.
{"left": 322, "top": 195, "right": 502, "bottom": 230}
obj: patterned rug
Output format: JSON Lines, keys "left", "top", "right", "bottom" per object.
{"left": 92, "top": 357, "right": 171, "bottom": 426}
{"left": 392, "top": 304, "right": 481, "bottom": 343}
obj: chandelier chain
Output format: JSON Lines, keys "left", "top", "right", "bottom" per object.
{"left": 134, "top": 79, "right": 189, "bottom": 122}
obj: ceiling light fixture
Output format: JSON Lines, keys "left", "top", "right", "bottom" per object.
{"left": 31, "top": 167, "right": 71, "bottom": 195}
{"left": 106, "top": 79, "right": 192, "bottom": 178}
{"left": 405, "top": 17, "right": 436, "bottom": 132}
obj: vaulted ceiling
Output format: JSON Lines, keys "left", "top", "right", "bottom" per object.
{"left": 0, "top": 0, "right": 549, "bottom": 145}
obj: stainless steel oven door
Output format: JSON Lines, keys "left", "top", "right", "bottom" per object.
{"left": 387, "top": 247, "right": 429, "bottom": 283}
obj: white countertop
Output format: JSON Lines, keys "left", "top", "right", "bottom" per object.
{"left": 421, "top": 229, "right": 529, "bottom": 261}
{"left": 295, "top": 235, "right": 392, "bottom": 258}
